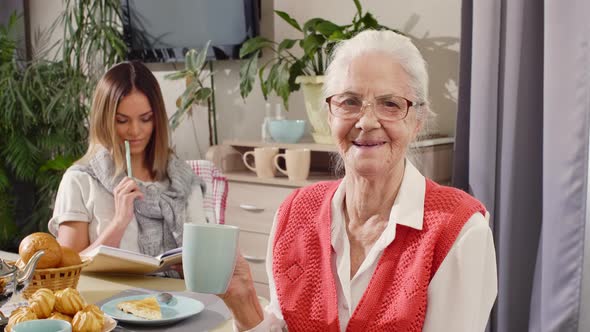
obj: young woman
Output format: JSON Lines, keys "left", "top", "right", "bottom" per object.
{"left": 49, "top": 61, "right": 208, "bottom": 263}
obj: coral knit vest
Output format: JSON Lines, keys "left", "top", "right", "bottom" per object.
{"left": 272, "top": 179, "right": 486, "bottom": 332}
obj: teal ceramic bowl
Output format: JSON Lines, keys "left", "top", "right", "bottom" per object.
{"left": 268, "top": 120, "right": 306, "bottom": 143}
{"left": 12, "top": 319, "right": 71, "bottom": 332}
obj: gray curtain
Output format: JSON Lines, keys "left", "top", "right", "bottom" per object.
{"left": 453, "top": 0, "right": 590, "bottom": 332}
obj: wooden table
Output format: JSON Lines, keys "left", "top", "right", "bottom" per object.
{"left": 0, "top": 251, "right": 245, "bottom": 331}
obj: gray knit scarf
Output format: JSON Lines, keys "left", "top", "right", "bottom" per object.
{"left": 71, "top": 146, "right": 205, "bottom": 257}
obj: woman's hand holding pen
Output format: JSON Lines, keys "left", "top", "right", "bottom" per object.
{"left": 113, "top": 177, "right": 143, "bottom": 228}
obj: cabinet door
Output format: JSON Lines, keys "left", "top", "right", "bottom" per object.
{"left": 225, "top": 182, "right": 293, "bottom": 300}
{"left": 225, "top": 182, "right": 294, "bottom": 233}
{"left": 239, "top": 230, "right": 270, "bottom": 284}
{"left": 254, "top": 282, "right": 270, "bottom": 301}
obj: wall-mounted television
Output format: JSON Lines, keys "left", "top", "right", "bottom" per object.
{"left": 121, "top": 0, "right": 260, "bottom": 63}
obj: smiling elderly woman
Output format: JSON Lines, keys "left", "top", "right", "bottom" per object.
{"left": 220, "top": 30, "right": 498, "bottom": 332}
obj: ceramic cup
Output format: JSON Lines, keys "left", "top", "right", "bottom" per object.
{"left": 273, "top": 148, "right": 311, "bottom": 181}
{"left": 12, "top": 319, "right": 72, "bottom": 332}
{"left": 182, "top": 223, "right": 240, "bottom": 294}
{"left": 242, "top": 147, "right": 279, "bottom": 178}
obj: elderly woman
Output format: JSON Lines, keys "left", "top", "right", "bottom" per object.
{"left": 221, "top": 30, "right": 497, "bottom": 331}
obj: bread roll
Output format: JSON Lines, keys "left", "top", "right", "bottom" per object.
{"left": 54, "top": 288, "right": 86, "bottom": 315}
{"left": 59, "top": 246, "right": 82, "bottom": 267}
{"left": 72, "top": 304, "right": 104, "bottom": 332}
{"left": 28, "top": 288, "right": 56, "bottom": 318}
{"left": 0, "top": 276, "right": 5, "bottom": 294}
{"left": 14, "top": 258, "right": 24, "bottom": 269}
{"left": 5, "top": 306, "right": 37, "bottom": 332}
{"left": 48, "top": 311, "right": 73, "bottom": 323}
{"left": 19, "top": 232, "right": 62, "bottom": 269}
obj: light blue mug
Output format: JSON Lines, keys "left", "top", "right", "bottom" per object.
{"left": 12, "top": 319, "right": 71, "bottom": 332}
{"left": 183, "top": 223, "right": 240, "bottom": 294}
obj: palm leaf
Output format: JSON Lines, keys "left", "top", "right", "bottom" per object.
{"left": 239, "top": 51, "right": 259, "bottom": 99}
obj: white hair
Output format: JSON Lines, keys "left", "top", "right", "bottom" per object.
{"left": 323, "top": 30, "right": 433, "bottom": 121}
{"left": 324, "top": 30, "right": 437, "bottom": 176}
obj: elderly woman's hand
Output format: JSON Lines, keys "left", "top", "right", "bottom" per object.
{"left": 217, "top": 254, "right": 264, "bottom": 331}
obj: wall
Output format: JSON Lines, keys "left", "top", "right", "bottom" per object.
{"left": 27, "top": 0, "right": 62, "bottom": 60}
{"left": 0, "top": 0, "right": 26, "bottom": 56}
{"left": 273, "top": 0, "right": 462, "bottom": 138}
{"left": 26, "top": 0, "right": 461, "bottom": 161}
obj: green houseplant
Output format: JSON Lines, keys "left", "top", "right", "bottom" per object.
{"left": 0, "top": 29, "right": 89, "bottom": 248}
{"left": 61, "top": 0, "right": 127, "bottom": 104}
{"left": 0, "top": 1, "right": 126, "bottom": 250}
{"left": 164, "top": 41, "right": 218, "bottom": 146}
{"left": 238, "top": 0, "right": 400, "bottom": 143}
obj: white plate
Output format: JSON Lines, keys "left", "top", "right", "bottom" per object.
{"left": 101, "top": 294, "right": 205, "bottom": 326}
{"left": 103, "top": 315, "right": 117, "bottom": 331}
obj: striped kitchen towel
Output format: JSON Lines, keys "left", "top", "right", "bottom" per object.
{"left": 186, "top": 160, "right": 228, "bottom": 225}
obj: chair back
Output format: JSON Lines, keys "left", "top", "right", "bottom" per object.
{"left": 186, "top": 160, "right": 228, "bottom": 224}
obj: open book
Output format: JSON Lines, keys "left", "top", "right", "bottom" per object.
{"left": 82, "top": 245, "right": 182, "bottom": 275}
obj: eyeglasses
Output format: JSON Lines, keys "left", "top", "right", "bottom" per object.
{"left": 325, "top": 93, "right": 424, "bottom": 121}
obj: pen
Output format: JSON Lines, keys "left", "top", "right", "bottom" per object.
{"left": 125, "top": 140, "right": 133, "bottom": 179}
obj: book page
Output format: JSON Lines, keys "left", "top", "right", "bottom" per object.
{"left": 84, "top": 254, "right": 160, "bottom": 274}
{"left": 158, "top": 251, "right": 183, "bottom": 269}
{"left": 158, "top": 247, "right": 182, "bottom": 259}
{"left": 83, "top": 245, "right": 161, "bottom": 274}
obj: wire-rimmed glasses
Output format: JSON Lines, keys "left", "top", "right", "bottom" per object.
{"left": 325, "top": 93, "right": 424, "bottom": 121}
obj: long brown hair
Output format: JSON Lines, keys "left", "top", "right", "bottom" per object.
{"left": 80, "top": 61, "right": 171, "bottom": 180}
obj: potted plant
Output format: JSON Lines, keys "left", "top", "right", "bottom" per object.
{"left": 164, "top": 41, "right": 218, "bottom": 146}
{"left": 0, "top": 1, "right": 126, "bottom": 250}
{"left": 238, "top": 0, "right": 400, "bottom": 143}
{"left": 0, "top": 31, "right": 89, "bottom": 249}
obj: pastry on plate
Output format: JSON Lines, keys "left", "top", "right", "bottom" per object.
{"left": 28, "top": 288, "right": 56, "bottom": 318}
{"left": 54, "top": 287, "right": 86, "bottom": 315}
{"left": 47, "top": 311, "right": 73, "bottom": 323}
{"left": 71, "top": 304, "right": 104, "bottom": 332}
{"left": 5, "top": 306, "right": 37, "bottom": 332}
{"left": 116, "top": 296, "right": 162, "bottom": 320}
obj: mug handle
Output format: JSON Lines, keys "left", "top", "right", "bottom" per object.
{"left": 273, "top": 154, "right": 288, "bottom": 176}
{"left": 242, "top": 151, "right": 257, "bottom": 173}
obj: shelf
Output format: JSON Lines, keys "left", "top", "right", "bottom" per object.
{"left": 412, "top": 137, "right": 454, "bottom": 148}
{"left": 215, "top": 137, "right": 455, "bottom": 186}
{"left": 223, "top": 137, "right": 454, "bottom": 151}
{"left": 225, "top": 170, "right": 337, "bottom": 188}
{"left": 223, "top": 139, "right": 337, "bottom": 152}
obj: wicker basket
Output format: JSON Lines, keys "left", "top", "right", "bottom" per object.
{"left": 15, "top": 258, "right": 90, "bottom": 299}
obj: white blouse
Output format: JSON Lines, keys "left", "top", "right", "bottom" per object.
{"left": 244, "top": 161, "right": 498, "bottom": 332}
{"left": 48, "top": 168, "right": 209, "bottom": 251}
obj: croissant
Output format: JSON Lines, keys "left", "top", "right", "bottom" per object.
{"left": 54, "top": 287, "right": 86, "bottom": 315}
{"left": 28, "top": 288, "right": 56, "bottom": 318}
{"left": 47, "top": 311, "right": 73, "bottom": 323}
{"left": 5, "top": 306, "right": 37, "bottom": 332}
{"left": 71, "top": 304, "right": 105, "bottom": 332}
